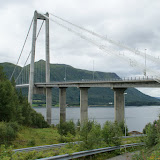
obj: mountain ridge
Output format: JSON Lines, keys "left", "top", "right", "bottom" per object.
{"left": 0, "top": 60, "right": 160, "bottom": 106}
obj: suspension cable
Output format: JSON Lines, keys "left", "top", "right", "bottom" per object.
{"left": 10, "top": 17, "right": 34, "bottom": 81}
{"left": 49, "top": 13, "right": 160, "bottom": 65}
{"left": 15, "top": 20, "right": 44, "bottom": 83}
{"left": 40, "top": 15, "right": 145, "bottom": 72}
{"left": 40, "top": 13, "right": 160, "bottom": 82}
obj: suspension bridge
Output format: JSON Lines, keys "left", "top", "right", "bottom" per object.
{"left": 11, "top": 10, "right": 160, "bottom": 125}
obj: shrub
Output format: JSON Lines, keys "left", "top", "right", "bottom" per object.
{"left": 57, "top": 120, "right": 76, "bottom": 136}
{"left": 142, "top": 117, "right": 160, "bottom": 148}
{"left": 143, "top": 122, "right": 157, "bottom": 147}
{"left": 102, "top": 121, "right": 122, "bottom": 146}
{"left": 118, "top": 121, "right": 128, "bottom": 136}
{"left": 30, "top": 110, "right": 49, "bottom": 128}
{"left": 58, "top": 133, "right": 75, "bottom": 143}
{"left": 7, "top": 121, "right": 20, "bottom": 132}
{"left": 80, "top": 121, "right": 104, "bottom": 150}
{"left": 0, "top": 122, "right": 20, "bottom": 144}
{"left": 0, "top": 145, "right": 13, "bottom": 160}
{"left": 27, "top": 139, "right": 36, "bottom": 146}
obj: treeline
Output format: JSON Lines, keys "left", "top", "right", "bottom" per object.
{"left": 0, "top": 66, "right": 49, "bottom": 128}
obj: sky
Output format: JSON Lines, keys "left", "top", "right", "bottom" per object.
{"left": 1, "top": 0, "right": 160, "bottom": 97}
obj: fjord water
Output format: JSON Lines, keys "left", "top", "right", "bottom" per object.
{"left": 34, "top": 106, "right": 160, "bottom": 132}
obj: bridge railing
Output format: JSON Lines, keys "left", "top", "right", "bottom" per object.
{"left": 47, "top": 76, "right": 155, "bottom": 83}
{"left": 16, "top": 76, "right": 155, "bottom": 85}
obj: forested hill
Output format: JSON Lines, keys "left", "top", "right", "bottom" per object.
{"left": 1, "top": 60, "right": 160, "bottom": 106}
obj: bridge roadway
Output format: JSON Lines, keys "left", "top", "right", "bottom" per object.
{"left": 16, "top": 78, "right": 160, "bottom": 125}
{"left": 16, "top": 78, "right": 160, "bottom": 88}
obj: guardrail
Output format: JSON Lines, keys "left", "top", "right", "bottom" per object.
{"left": 36, "top": 143, "right": 144, "bottom": 160}
{"left": 45, "top": 76, "right": 155, "bottom": 83}
{"left": 13, "top": 135, "right": 146, "bottom": 153}
{"left": 122, "top": 134, "right": 146, "bottom": 138}
{"left": 13, "top": 141, "right": 81, "bottom": 153}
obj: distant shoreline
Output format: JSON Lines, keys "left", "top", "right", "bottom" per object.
{"left": 33, "top": 105, "right": 160, "bottom": 108}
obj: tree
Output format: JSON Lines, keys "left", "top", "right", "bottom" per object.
{"left": 0, "top": 67, "right": 49, "bottom": 128}
{"left": 0, "top": 80, "right": 18, "bottom": 122}
{"left": 0, "top": 66, "right": 6, "bottom": 81}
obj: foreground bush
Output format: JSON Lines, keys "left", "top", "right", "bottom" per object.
{"left": 102, "top": 121, "right": 123, "bottom": 146}
{"left": 143, "top": 118, "right": 160, "bottom": 147}
{"left": 0, "top": 122, "right": 20, "bottom": 144}
{"left": 57, "top": 120, "right": 76, "bottom": 136}
{"left": 79, "top": 121, "right": 123, "bottom": 150}
{"left": 80, "top": 121, "right": 104, "bottom": 150}
{"left": 118, "top": 121, "right": 129, "bottom": 136}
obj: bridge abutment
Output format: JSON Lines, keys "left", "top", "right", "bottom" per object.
{"left": 80, "top": 87, "right": 89, "bottom": 125}
{"left": 113, "top": 88, "right": 127, "bottom": 123}
{"left": 59, "top": 87, "right": 67, "bottom": 123}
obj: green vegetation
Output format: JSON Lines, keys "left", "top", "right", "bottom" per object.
{"left": 1, "top": 63, "right": 159, "bottom": 159}
{"left": 1, "top": 60, "right": 160, "bottom": 106}
{"left": 0, "top": 122, "right": 20, "bottom": 145}
{"left": 0, "top": 66, "right": 49, "bottom": 149}
{"left": 12, "top": 126, "right": 60, "bottom": 148}
{"left": 0, "top": 66, "right": 49, "bottom": 128}
{"left": 0, "top": 120, "right": 134, "bottom": 160}
{"left": 57, "top": 120, "right": 76, "bottom": 136}
{"left": 132, "top": 116, "right": 160, "bottom": 159}
{"left": 1, "top": 67, "right": 133, "bottom": 160}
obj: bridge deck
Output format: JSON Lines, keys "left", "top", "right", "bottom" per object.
{"left": 16, "top": 79, "right": 160, "bottom": 88}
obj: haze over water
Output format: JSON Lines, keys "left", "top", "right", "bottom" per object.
{"left": 34, "top": 106, "right": 160, "bottom": 132}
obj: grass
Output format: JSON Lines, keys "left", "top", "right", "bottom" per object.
{"left": 121, "top": 136, "right": 143, "bottom": 144}
{"left": 32, "top": 104, "right": 46, "bottom": 107}
{"left": 12, "top": 126, "right": 60, "bottom": 149}
{"left": 1, "top": 141, "right": 144, "bottom": 160}
{"left": 133, "top": 143, "right": 160, "bottom": 159}
{"left": 0, "top": 122, "right": 145, "bottom": 160}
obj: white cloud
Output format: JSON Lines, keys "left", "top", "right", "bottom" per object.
{"left": 1, "top": 0, "right": 160, "bottom": 96}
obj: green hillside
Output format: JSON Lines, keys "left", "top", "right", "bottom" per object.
{"left": 1, "top": 60, "right": 160, "bottom": 106}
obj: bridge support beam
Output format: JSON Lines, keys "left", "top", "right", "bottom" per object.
{"left": 46, "top": 88, "right": 52, "bottom": 125}
{"left": 113, "top": 88, "right": 127, "bottom": 123}
{"left": 59, "top": 87, "right": 67, "bottom": 124}
{"left": 80, "top": 87, "right": 89, "bottom": 125}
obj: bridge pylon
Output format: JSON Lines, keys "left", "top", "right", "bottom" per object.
{"left": 28, "top": 11, "right": 52, "bottom": 125}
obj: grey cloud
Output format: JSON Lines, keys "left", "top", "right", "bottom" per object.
{"left": 1, "top": 0, "right": 160, "bottom": 97}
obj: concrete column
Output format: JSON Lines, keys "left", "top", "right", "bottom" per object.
{"left": 28, "top": 11, "right": 38, "bottom": 105}
{"left": 59, "top": 87, "right": 67, "bottom": 123}
{"left": 46, "top": 88, "right": 52, "bottom": 125}
{"left": 113, "top": 88, "right": 127, "bottom": 123}
{"left": 80, "top": 87, "right": 89, "bottom": 125}
{"left": 45, "top": 13, "right": 52, "bottom": 125}
{"left": 45, "top": 12, "right": 50, "bottom": 83}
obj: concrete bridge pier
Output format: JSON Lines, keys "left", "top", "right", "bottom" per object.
{"left": 46, "top": 88, "right": 52, "bottom": 125}
{"left": 113, "top": 88, "right": 127, "bottom": 123}
{"left": 80, "top": 87, "right": 89, "bottom": 125}
{"left": 59, "top": 87, "right": 67, "bottom": 123}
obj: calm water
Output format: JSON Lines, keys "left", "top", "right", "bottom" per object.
{"left": 34, "top": 106, "right": 160, "bottom": 132}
